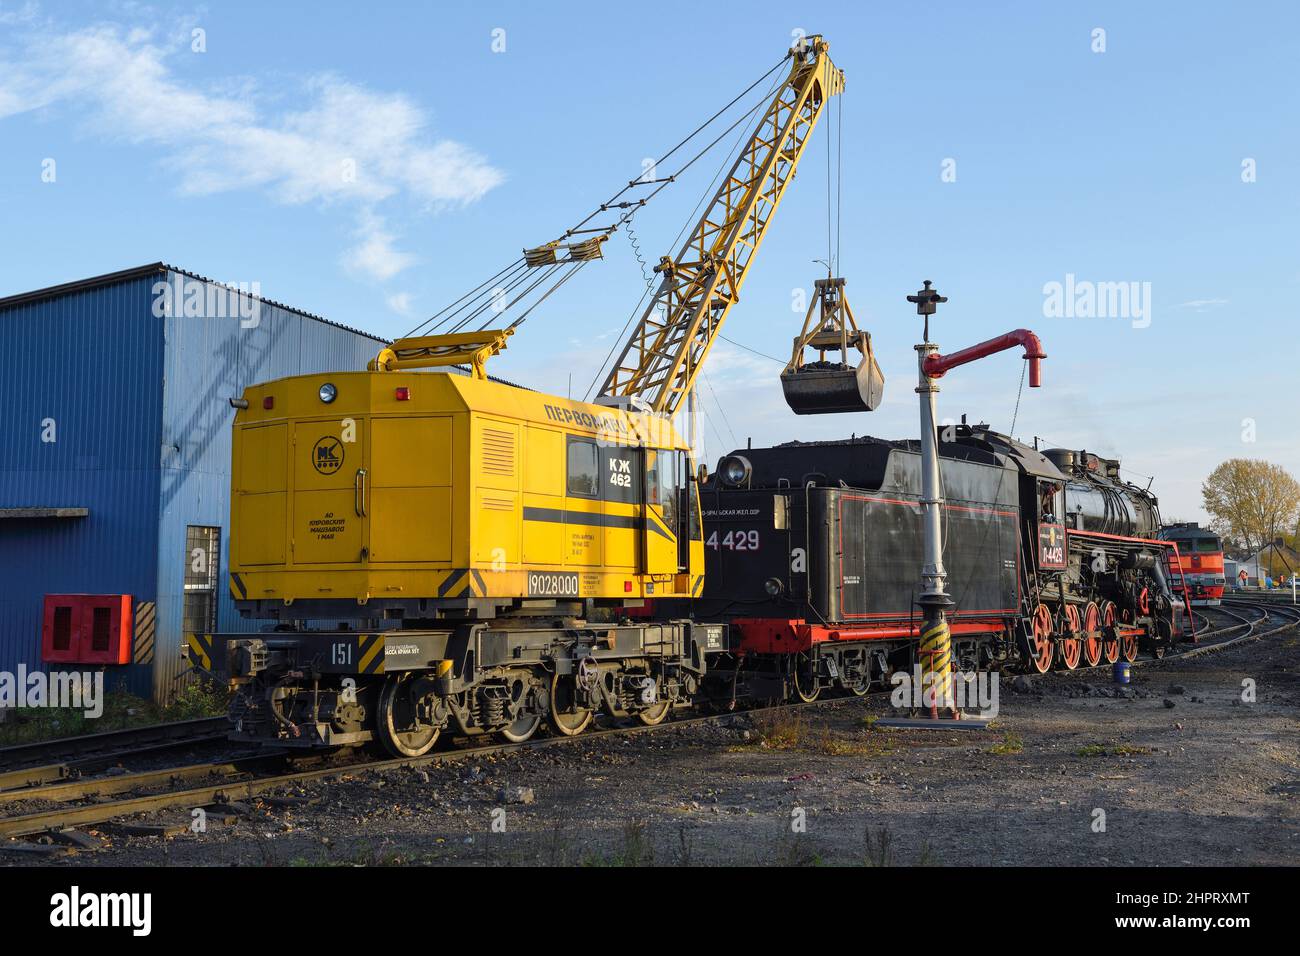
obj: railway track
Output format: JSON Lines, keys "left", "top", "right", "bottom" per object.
{"left": 0, "top": 716, "right": 228, "bottom": 792}
{"left": 3, "top": 600, "right": 1297, "bottom": 845}
{"left": 0, "top": 695, "right": 866, "bottom": 841}
{"left": 1196, "top": 597, "right": 1300, "bottom": 652}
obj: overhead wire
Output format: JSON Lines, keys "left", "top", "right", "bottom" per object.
{"left": 700, "top": 373, "right": 738, "bottom": 447}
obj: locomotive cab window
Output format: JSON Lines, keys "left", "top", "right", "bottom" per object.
{"left": 1038, "top": 481, "right": 1063, "bottom": 524}
{"left": 566, "top": 437, "right": 600, "bottom": 498}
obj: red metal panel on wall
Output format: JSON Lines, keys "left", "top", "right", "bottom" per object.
{"left": 41, "top": 595, "right": 133, "bottom": 665}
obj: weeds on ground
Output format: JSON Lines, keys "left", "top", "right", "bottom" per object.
{"left": 0, "top": 684, "right": 150, "bottom": 746}
{"left": 578, "top": 817, "right": 657, "bottom": 867}
{"left": 734, "top": 711, "right": 893, "bottom": 758}
{"left": 747, "top": 711, "right": 809, "bottom": 749}
{"left": 773, "top": 830, "right": 823, "bottom": 867}
{"left": 0, "top": 676, "right": 229, "bottom": 746}
{"left": 1077, "top": 742, "right": 1153, "bottom": 757}
{"left": 987, "top": 731, "right": 1024, "bottom": 755}
{"left": 162, "top": 679, "right": 229, "bottom": 721}
{"left": 862, "top": 825, "right": 936, "bottom": 867}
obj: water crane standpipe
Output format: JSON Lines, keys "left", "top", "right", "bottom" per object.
{"left": 908, "top": 281, "right": 1046, "bottom": 720}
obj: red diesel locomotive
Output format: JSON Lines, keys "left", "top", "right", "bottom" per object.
{"left": 1159, "top": 523, "right": 1226, "bottom": 606}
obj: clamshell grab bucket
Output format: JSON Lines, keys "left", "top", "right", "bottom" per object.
{"left": 781, "top": 277, "right": 885, "bottom": 415}
{"left": 781, "top": 340, "right": 884, "bottom": 414}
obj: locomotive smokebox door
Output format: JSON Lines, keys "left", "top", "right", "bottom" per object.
{"left": 781, "top": 277, "right": 885, "bottom": 415}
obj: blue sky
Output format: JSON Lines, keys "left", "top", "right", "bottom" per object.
{"left": 1, "top": 0, "right": 1296, "bottom": 521}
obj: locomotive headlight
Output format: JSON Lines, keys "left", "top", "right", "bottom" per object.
{"left": 318, "top": 382, "right": 337, "bottom": 404}
{"left": 719, "top": 454, "right": 752, "bottom": 488}
{"left": 764, "top": 577, "right": 783, "bottom": 597}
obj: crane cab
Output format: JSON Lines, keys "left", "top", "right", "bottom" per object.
{"left": 228, "top": 370, "right": 705, "bottom": 624}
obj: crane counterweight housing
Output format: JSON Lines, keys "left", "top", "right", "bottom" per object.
{"left": 228, "top": 370, "right": 704, "bottom": 624}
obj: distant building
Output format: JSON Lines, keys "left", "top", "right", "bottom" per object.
{"left": 1230, "top": 544, "right": 1300, "bottom": 587}
{"left": 0, "top": 264, "right": 386, "bottom": 705}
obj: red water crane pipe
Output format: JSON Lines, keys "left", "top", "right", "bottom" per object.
{"left": 922, "top": 329, "right": 1046, "bottom": 386}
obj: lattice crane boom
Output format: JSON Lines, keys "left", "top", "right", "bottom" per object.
{"left": 597, "top": 36, "right": 844, "bottom": 416}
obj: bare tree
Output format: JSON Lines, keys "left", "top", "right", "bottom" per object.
{"left": 1201, "top": 460, "right": 1300, "bottom": 567}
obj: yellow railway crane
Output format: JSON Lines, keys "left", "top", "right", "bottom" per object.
{"left": 200, "top": 37, "right": 847, "bottom": 755}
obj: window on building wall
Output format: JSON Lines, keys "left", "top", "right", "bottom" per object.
{"left": 183, "top": 526, "right": 220, "bottom": 637}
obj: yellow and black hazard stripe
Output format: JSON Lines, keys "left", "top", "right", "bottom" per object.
{"left": 357, "top": 634, "right": 387, "bottom": 675}
{"left": 918, "top": 619, "right": 954, "bottom": 710}
{"left": 436, "top": 568, "right": 487, "bottom": 599}
{"left": 133, "top": 601, "right": 157, "bottom": 664}
{"left": 185, "top": 632, "right": 215, "bottom": 671}
{"left": 229, "top": 572, "right": 247, "bottom": 600}
{"left": 692, "top": 574, "right": 705, "bottom": 596}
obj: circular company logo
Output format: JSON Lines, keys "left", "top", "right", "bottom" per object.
{"left": 312, "top": 436, "right": 344, "bottom": 475}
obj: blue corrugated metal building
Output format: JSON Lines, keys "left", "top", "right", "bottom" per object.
{"left": 0, "top": 264, "right": 386, "bottom": 705}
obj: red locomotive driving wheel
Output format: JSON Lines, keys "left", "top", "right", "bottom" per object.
{"left": 1081, "top": 601, "right": 1102, "bottom": 667}
{"left": 1058, "top": 604, "right": 1082, "bottom": 670}
{"left": 1101, "top": 601, "right": 1120, "bottom": 664}
{"left": 1026, "top": 603, "right": 1054, "bottom": 673}
{"left": 1121, "top": 626, "right": 1139, "bottom": 663}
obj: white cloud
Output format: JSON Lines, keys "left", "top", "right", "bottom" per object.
{"left": 1177, "top": 298, "right": 1228, "bottom": 312}
{"left": 0, "top": 1, "right": 38, "bottom": 26}
{"left": 385, "top": 291, "right": 415, "bottom": 316}
{"left": 0, "top": 12, "right": 503, "bottom": 282}
{"left": 345, "top": 212, "right": 418, "bottom": 281}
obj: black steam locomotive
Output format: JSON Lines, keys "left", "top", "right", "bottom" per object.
{"left": 684, "top": 422, "right": 1185, "bottom": 702}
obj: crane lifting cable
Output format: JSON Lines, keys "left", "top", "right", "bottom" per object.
{"left": 393, "top": 51, "right": 791, "bottom": 350}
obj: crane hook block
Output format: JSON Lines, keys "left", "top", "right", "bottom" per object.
{"left": 780, "top": 277, "right": 885, "bottom": 415}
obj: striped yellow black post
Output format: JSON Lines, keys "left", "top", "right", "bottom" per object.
{"left": 917, "top": 618, "right": 955, "bottom": 719}
{"left": 184, "top": 632, "right": 214, "bottom": 672}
